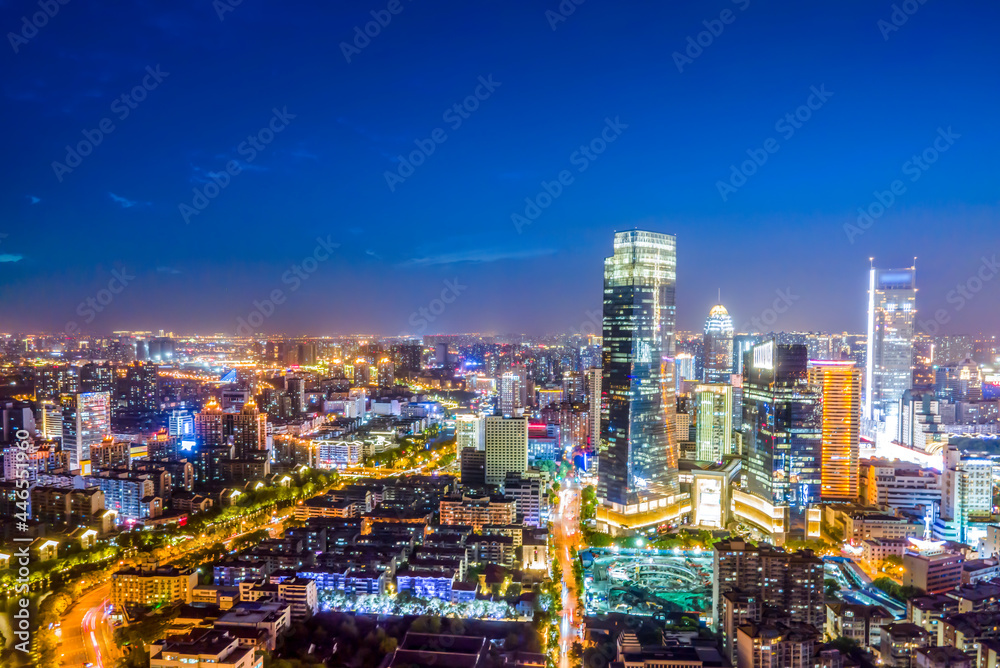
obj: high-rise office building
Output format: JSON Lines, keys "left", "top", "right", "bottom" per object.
{"left": 807, "top": 361, "right": 861, "bottom": 502}
{"left": 740, "top": 340, "right": 821, "bottom": 539}
{"left": 227, "top": 398, "right": 268, "bottom": 460}
{"left": 377, "top": 357, "right": 395, "bottom": 388}
{"left": 455, "top": 414, "right": 486, "bottom": 452}
{"left": 865, "top": 266, "right": 916, "bottom": 422}
{"left": 562, "top": 371, "right": 585, "bottom": 403}
{"left": 35, "top": 364, "right": 73, "bottom": 401}
{"left": 296, "top": 342, "right": 318, "bottom": 366}
{"left": 598, "top": 230, "right": 678, "bottom": 505}
{"left": 60, "top": 391, "right": 112, "bottom": 470}
{"left": 499, "top": 367, "right": 528, "bottom": 416}
{"left": 194, "top": 398, "right": 225, "bottom": 448}
{"left": 80, "top": 362, "right": 115, "bottom": 394}
{"left": 286, "top": 377, "right": 306, "bottom": 414}
{"left": 484, "top": 415, "right": 528, "bottom": 486}
{"left": 585, "top": 367, "right": 601, "bottom": 449}
{"left": 120, "top": 361, "right": 159, "bottom": 413}
{"left": 38, "top": 400, "right": 63, "bottom": 441}
{"left": 712, "top": 539, "right": 825, "bottom": 632}
{"left": 704, "top": 304, "right": 734, "bottom": 383}
{"left": 695, "top": 383, "right": 733, "bottom": 463}
{"left": 934, "top": 444, "right": 992, "bottom": 546}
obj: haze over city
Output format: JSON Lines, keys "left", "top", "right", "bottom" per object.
{"left": 2, "top": 1, "right": 999, "bottom": 335}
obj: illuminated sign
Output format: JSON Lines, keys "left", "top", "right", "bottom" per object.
{"left": 753, "top": 341, "right": 774, "bottom": 370}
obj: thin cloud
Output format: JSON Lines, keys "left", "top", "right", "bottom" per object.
{"left": 0, "top": 254, "right": 23, "bottom": 263}
{"left": 401, "top": 247, "right": 556, "bottom": 268}
{"left": 157, "top": 266, "right": 182, "bottom": 275}
{"left": 27, "top": 195, "right": 40, "bottom": 204}
{"left": 108, "top": 192, "right": 149, "bottom": 208}
{"left": 189, "top": 159, "right": 267, "bottom": 184}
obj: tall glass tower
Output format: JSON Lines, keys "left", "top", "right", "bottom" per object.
{"left": 865, "top": 266, "right": 917, "bottom": 421}
{"left": 598, "top": 230, "right": 678, "bottom": 505}
{"left": 741, "top": 340, "right": 822, "bottom": 539}
{"left": 703, "top": 304, "right": 734, "bottom": 383}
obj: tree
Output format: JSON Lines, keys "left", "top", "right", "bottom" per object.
{"left": 872, "top": 576, "right": 919, "bottom": 601}
{"left": 825, "top": 578, "right": 841, "bottom": 599}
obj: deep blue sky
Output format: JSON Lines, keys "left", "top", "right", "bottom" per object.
{"left": 1, "top": 0, "right": 998, "bottom": 336}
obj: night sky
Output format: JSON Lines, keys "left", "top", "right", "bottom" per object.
{"left": 2, "top": 0, "right": 998, "bottom": 337}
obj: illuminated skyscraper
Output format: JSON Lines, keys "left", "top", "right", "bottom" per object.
{"left": 585, "top": 367, "right": 601, "bottom": 449}
{"left": 598, "top": 230, "right": 678, "bottom": 505}
{"left": 740, "top": 340, "right": 821, "bottom": 540}
{"left": 864, "top": 265, "right": 916, "bottom": 422}
{"left": 499, "top": 367, "right": 528, "bottom": 416}
{"left": 695, "top": 383, "right": 733, "bottom": 462}
{"left": 60, "top": 391, "right": 112, "bottom": 470}
{"left": 377, "top": 357, "right": 395, "bottom": 388}
{"left": 703, "top": 304, "right": 734, "bottom": 383}
{"left": 807, "top": 360, "right": 861, "bottom": 502}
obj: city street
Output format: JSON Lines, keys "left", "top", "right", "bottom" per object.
{"left": 56, "top": 508, "right": 292, "bottom": 667}
{"left": 553, "top": 478, "right": 584, "bottom": 668}
{"left": 59, "top": 583, "right": 115, "bottom": 668}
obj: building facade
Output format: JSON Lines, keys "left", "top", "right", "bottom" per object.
{"left": 598, "top": 230, "right": 678, "bottom": 505}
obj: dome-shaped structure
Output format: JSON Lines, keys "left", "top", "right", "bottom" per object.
{"left": 703, "top": 304, "right": 734, "bottom": 382}
{"left": 708, "top": 303, "right": 730, "bottom": 319}
{"left": 704, "top": 304, "right": 734, "bottom": 336}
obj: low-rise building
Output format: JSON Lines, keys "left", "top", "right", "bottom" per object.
{"left": 387, "top": 633, "right": 489, "bottom": 668}
{"left": 736, "top": 622, "right": 818, "bottom": 668}
{"left": 961, "top": 558, "right": 1000, "bottom": 584}
{"left": 904, "top": 542, "right": 964, "bottom": 594}
{"left": 862, "top": 538, "right": 909, "bottom": 568}
{"left": 914, "top": 645, "right": 971, "bottom": 668}
{"left": 395, "top": 567, "right": 455, "bottom": 600}
{"left": 880, "top": 623, "right": 930, "bottom": 668}
{"left": 826, "top": 602, "right": 893, "bottom": 650}
{"left": 214, "top": 600, "right": 291, "bottom": 651}
{"left": 112, "top": 560, "right": 198, "bottom": 610}
{"left": 149, "top": 628, "right": 257, "bottom": 668}
{"left": 439, "top": 494, "right": 517, "bottom": 532}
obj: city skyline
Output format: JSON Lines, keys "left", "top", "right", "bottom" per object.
{"left": 4, "top": 3, "right": 1000, "bottom": 667}
{"left": 2, "top": 2, "right": 999, "bottom": 335}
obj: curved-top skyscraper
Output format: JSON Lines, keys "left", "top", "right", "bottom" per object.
{"left": 598, "top": 230, "right": 678, "bottom": 506}
{"left": 703, "top": 303, "right": 734, "bottom": 384}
